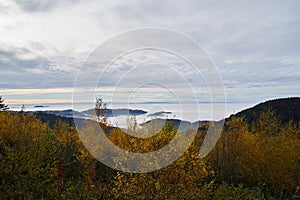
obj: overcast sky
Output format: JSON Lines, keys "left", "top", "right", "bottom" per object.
{"left": 0, "top": 0, "right": 299, "bottom": 105}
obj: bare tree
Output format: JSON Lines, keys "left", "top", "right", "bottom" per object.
{"left": 95, "top": 97, "right": 108, "bottom": 124}
{"left": 20, "top": 104, "right": 25, "bottom": 113}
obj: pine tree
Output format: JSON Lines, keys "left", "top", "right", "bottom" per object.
{"left": 0, "top": 96, "right": 9, "bottom": 111}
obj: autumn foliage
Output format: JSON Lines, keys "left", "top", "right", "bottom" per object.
{"left": 0, "top": 109, "right": 299, "bottom": 199}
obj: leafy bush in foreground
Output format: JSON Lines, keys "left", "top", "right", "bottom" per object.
{"left": 0, "top": 110, "right": 299, "bottom": 199}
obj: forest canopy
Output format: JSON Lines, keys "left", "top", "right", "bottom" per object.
{"left": 0, "top": 98, "right": 299, "bottom": 199}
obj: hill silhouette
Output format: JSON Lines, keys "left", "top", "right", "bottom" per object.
{"left": 231, "top": 97, "right": 300, "bottom": 124}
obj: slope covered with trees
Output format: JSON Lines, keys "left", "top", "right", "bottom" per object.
{"left": 0, "top": 97, "right": 299, "bottom": 199}
{"left": 232, "top": 97, "right": 300, "bottom": 124}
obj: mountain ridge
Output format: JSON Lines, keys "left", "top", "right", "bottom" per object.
{"left": 17, "top": 97, "right": 300, "bottom": 128}
{"left": 230, "top": 97, "right": 300, "bottom": 124}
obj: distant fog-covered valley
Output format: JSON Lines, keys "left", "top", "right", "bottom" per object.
{"left": 8, "top": 102, "right": 254, "bottom": 127}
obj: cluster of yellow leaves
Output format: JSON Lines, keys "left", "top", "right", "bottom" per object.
{"left": 1, "top": 109, "right": 299, "bottom": 199}
{"left": 0, "top": 112, "right": 110, "bottom": 199}
{"left": 109, "top": 112, "right": 300, "bottom": 199}
{"left": 0, "top": 112, "right": 58, "bottom": 198}
{"left": 209, "top": 112, "right": 300, "bottom": 198}
{"left": 107, "top": 121, "right": 211, "bottom": 199}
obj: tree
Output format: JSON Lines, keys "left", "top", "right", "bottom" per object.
{"left": 208, "top": 117, "right": 249, "bottom": 183}
{"left": 109, "top": 120, "right": 211, "bottom": 199}
{"left": 21, "top": 104, "right": 25, "bottom": 112}
{"left": 95, "top": 97, "right": 108, "bottom": 124}
{"left": 0, "top": 96, "right": 9, "bottom": 111}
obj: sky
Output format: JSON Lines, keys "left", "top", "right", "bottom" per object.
{"left": 0, "top": 0, "right": 299, "bottom": 107}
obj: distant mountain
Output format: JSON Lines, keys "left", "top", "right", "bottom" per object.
{"left": 24, "top": 110, "right": 98, "bottom": 129}
{"left": 147, "top": 111, "right": 172, "bottom": 117}
{"left": 35, "top": 109, "right": 85, "bottom": 118}
{"left": 20, "top": 97, "right": 300, "bottom": 131}
{"left": 30, "top": 111, "right": 76, "bottom": 128}
{"left": 31, "top": 108, "right": 148, "bottom": 119}
{"left": 81, "top": 108, "right": 147, "bottom": 117}
{"left": 231, "top": 97, "right": 300, "bottom": 124}
{"left": 33, "top": 105, "right": 50, "bottom": 108}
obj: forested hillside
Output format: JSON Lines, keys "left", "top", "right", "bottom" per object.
{"left": 232, "top": 97, "right": 300, "bottom": 124}
{"left": 0, "top": 98, "right": 299, "bottom": 199}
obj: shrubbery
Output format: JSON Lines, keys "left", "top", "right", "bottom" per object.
{"left": 0, "top": 110, "right": 299, "bottom": 199}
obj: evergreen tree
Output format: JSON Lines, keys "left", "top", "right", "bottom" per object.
{"left": 0, "top": 96, "right": 8, "bottom": 111}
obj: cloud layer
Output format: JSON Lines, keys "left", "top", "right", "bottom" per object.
{"left": 0, "top": 0, "right": 299, "bottom": 104}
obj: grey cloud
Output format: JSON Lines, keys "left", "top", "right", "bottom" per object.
{"left": 0, "top": 46, "right": 77, "bottom": 88}
{"left": 14, "top": 0, "right": 56, "bottom": 12}
{"left": 0, "top": 47, "right": 49, "bottom": 71}
{"left": 220, "top": 59, "right": 300, "bottom": 86}
{"left": 13, "top": 0, "right": 81, "bottom": 12}
{"left": 1, "top": 0, "right": 300, "bottom": 103}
